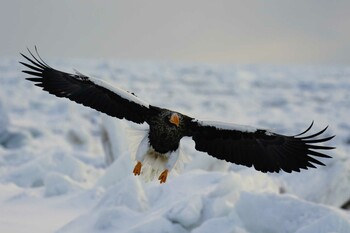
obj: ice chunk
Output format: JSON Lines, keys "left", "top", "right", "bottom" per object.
{"left": 101, "top": 114, "right": 130, "bottom": 165}
{"left": 166, "top": 194, "right": 203, "bottom": 228}
{"left": 96, "top": 152, "right": 133, "bottom": 187}
{"left": 44, "top": 172, "right": 83, "bottom": 197}
{"left": 96, "top": 176, "right": 148, "bottom": 212}
{"left": 5, "top": 152, "right": 96, "bottom": 188}
{"left": 127, "top": 216, "right": 188, "bottom": 233}
{"left": 192, "top": 216, "right": 248, "bottom": 233}
{"left": 235, "top": 192, "right": 350, "bottom": 233}
{"left": 280, "top": 158, "right": 350, "bottom": 207}
{"left": 0, "top": 100, "right": 9, "bottom": 134}
{"left": 94, "top": 206, "right": 139, "bottom": 231}
{"left": 186, "top": 153, "right": 229, "bottom": 172}
{"left": 0, "top": 129, "right": 29, "bottom": 149}
{"left": 94, "top": 207, "right": 188, "bottom": 233}
{"left": 0, "top": 100, "right": 29, "bottom": 149}
{"left": 66, "top": 128, "right": 90, "bottom": 147}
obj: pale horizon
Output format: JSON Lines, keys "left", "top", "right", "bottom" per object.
{"left": 1, "top": 0, "right": 350, "bottom": 65}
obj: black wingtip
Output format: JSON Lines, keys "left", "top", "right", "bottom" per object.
{"left": 299, "top": 125, "right": 330, "bottom": 140}
{"left": 19, "top": 61, "right": 43, "bottom": 72}
{"left": 26, "top": 77, "right": 42, "bottom": 82}
{"left": 20, "top": 52, "right": 45, "bottom": 69}
{"left": 22, "top": 70, "right": 42, "bottom": 77}
{"left": 34, "top": 46, "right": 51, "bottom": 68}
{"left": 26, "top": 47, "right": 50, "bottom": 68}
{"left": 293, "top": 121, "right": 314, "bottom": 137}
{"left": 303, "top": 135, "right": 336, "bottom": 144}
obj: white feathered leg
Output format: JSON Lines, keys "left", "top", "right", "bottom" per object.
{"left": 133, "top": 135, "right": 149, "bottom": 176}
{"left": 166, "top": 149, "right": 180, "bottom": 171}
{"left": 158, "top": 149, "right": 179, "bottom": 184}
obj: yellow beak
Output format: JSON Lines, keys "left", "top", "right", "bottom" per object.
{"left": 169, "top": 113, "right": 180, "bottom": 127}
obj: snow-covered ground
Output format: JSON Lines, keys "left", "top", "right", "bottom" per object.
{"left": 1, "top": 58, "right": 350, "bottom": 232}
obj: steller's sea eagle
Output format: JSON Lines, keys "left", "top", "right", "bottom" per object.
{"left": 20, "top": 48, "right": 335, "bottom": 183}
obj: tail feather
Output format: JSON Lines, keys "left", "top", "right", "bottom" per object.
{"left": 141, "top": 149, "right": 168, "bottom": 182}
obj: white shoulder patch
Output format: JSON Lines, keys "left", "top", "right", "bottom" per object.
{"left": 195, "top": 120, "right": 260, "bottom": 133}
{"left": 82, "top": 75, "right": 150, "bottom": 108}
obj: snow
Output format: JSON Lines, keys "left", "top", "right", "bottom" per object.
{"left": 1, "top": 58, "right": 350, "bottom": 232}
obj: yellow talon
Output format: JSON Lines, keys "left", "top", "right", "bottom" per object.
{"left": 158, "top": 169, "right": 169, "bottom": 184}
{"left": 133, "top": 161, "right": 142, "bottom": 176}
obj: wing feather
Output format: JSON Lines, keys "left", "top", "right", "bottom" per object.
{"left": 188, "top": 120, "right": 334, "bottom": 173}
{"left": 20, "top": 49, "right": 152, "bottom": 124}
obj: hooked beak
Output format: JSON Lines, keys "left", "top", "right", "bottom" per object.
{"left": 169, "top": 113, "right": 180, "bottom": 127}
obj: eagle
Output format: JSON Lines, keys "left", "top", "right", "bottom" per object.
{"left": 20, "top": 48, "right": 334, "bottom": 184}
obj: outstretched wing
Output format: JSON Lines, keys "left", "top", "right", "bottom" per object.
{"left": 20, "top": 48, "right": 151, "bottom": 124}
{"left": 188, "top": 120, "right": 334, "bottom": 173}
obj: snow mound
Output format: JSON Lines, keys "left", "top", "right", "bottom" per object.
{"left": 0, "top": 100, "right": 30, "bottom": 149}
{"left": 59, "top": 170, "right": 350, "bottom": 233}
{"left": 279, "top": 157, "right": 350, "bottom": 207}
{"left": 0, "top": 100, "right": 9, "bottom": 134}
{"left": 96, "top": 176, "right": 148, "bottom": 212}
{"left": 166, "top": 194, "right": 203, "bottom": 228}
{"left": 5, "top": 152, "right": 98, "bottom": 188}
{"left": 44, "top": 172, "right": 83, "bottom": 197}
{"left": 235, "top": 192, "right": 350, "bottom": 233}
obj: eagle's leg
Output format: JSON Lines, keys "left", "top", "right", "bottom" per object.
{"left": 133, "top": 161, "right": 142, "bottom": 176}
{"left": 158, "top": 149, "right": 179, "bottom": 184}
{"left": 158, "top": 169, "right": 168, "bottom": 184}
{"left": 133, "top": 135, "right": 149, "bottom": 176}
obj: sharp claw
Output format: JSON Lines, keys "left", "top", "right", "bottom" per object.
{"left": 133, "top": 161, "right": 142, "bottom": 176}
{"left": 158, "top": 169, "right": 169, "bottom": 184}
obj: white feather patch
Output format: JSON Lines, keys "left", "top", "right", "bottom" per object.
{"left": 140, "top": 148, "right": 190, "bottom": 182}
{"left": 141, "top": 149, "right": 169, "bottom": 182}
{"left": 76, "top": 73, "right": 150, "bottom": 108}
{"left": 195, "top": 120, "right": 259, "bottom": 132}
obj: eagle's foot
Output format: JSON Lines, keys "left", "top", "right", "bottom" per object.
{"left": 133, "top": 161, "right": 142, "bottom": 176}
{"left": 158, "top": 169, "right": 168, "bottom": 184}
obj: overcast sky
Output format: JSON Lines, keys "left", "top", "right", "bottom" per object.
{"left": 1, "top": 0, "right": 350, "bottom": 64}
